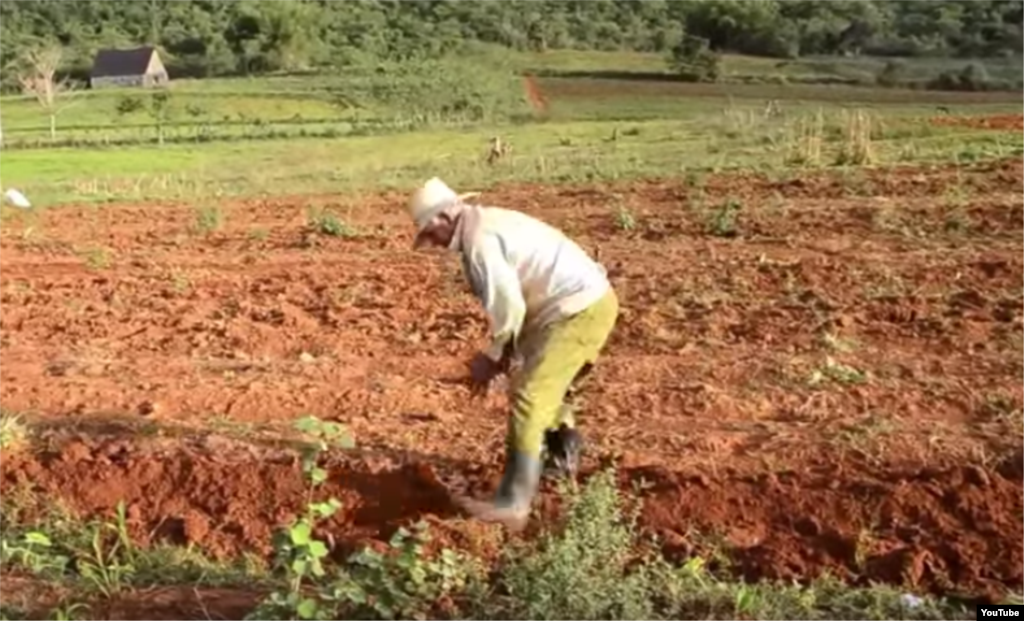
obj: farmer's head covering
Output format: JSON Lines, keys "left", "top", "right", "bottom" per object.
{"left": 407, "top": 177, "right": 479, "bottom": 241}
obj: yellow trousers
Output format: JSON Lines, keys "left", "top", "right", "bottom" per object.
{"left": 507, "top": 289, "right": 619, "bottom": 457}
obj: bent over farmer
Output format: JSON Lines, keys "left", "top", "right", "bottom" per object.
{"left": 407, "top": 177, "right": 619, "bottom": 531}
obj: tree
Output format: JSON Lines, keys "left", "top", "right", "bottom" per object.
{"left": 0, "top": 0, "right": 1022, "bottom": 82}
{"left": 16, "top": 46, "right": 78, "bottom": 141}
{"left": 147, "top": 91, "right": 173, "bottom": 146}
{"left": 875, "top": 58, "right": 906, "bottom": 87}
{"left": 668, "top": 34, "right": 721, "bottom": 82}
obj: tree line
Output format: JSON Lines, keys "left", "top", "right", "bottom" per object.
{"left": 1, "top": 0, "right": 1021, "bottom": 81}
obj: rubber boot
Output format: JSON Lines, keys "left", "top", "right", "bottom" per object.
{"left": 543, "top": 424, "right": 583, "bottom": 480}
{"left": 455, "top": 450, "right": 542, "bottom": 532}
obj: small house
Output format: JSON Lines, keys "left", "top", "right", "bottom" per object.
{"left": 90, "top": 47, "right": 168, "bottom": 89}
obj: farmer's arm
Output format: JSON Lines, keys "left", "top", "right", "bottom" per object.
{"left": 463, "top": 233, "right": 526, "bottom": 362}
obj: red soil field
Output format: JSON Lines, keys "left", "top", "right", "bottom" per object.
{"left": 536, "top": 75, "right": 1024, "bottom": 105}
{"left": 1, "top": 158, "right": 1022, "bottom": 616}
{"left": 930, "top": 113, "right": 1024, "bottom": 132}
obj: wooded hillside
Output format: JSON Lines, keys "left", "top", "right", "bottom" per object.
{"left": 1, "top": 0, "right": 1021, "bottom": 79}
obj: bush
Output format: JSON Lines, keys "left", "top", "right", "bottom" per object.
{"left": 466, "top": 468, "right": 964, "bottom": 620}
{"left": 484, "top": 470, "right": 667, "bottom": 620}
{"left": 667, "top": 35, "right": 721, "bottom": 83}
{"left": 875, "top": 60, "right": 907, "bottom": 88}
{"left": 340, "top": 58, "right": 529, "bottom": 123}
{"left": 927, "top": 62, "right": 996, "bottom": 92}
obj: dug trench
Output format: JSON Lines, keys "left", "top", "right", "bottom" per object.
{"left": 2, "top": 428, "right": 1021, "bottom": 606}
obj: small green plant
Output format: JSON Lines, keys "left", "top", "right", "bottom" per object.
{"left": 251, "top": 415, "right": 482, "bottom": 620}
{"left": 49, "top": 601, "right": 89, "bottom": 621}
{"left": 80, "top": 246, "right": 111, "bottom": 270}
{"left": 832, "top": 414, "right": 895, "bottom": 454}
{"left": 77, "top": 501, "right": 136, "bottom": 597}
{"left": 169, "top": 269, "right": 190, "bottom": 294}
{"left": 0, "top": 530, "right": 69, "bottom": 578}
{"left": 333, "top": 522, "right": 479, "bottom": 620}
{"left": 0, "top": 604, "right": 26, "bottom": 620}
{"left": 248, "top": 415, "right": 353, "bottom": 620}
{"left": 307, "top": 207, "right": 356, "bottom": 238}
{"left": 194, "top": 205, "right": 224, "bottom": 235}
{"left": 0, "top": 411, "right": 28, "bottom": 452}
{"left": 488, "top": 468, "right": 665, "bottom": 620}
{"left": 249, "top": 227, "right": 270, "bottom": 241}
{"left": 978, "top": 394, "right": 1022, "bottom": 426}
{"left": 809, "top": 356, "right": 868, "bottom": 387}
{"left": 706, "top": 198, "right": 741, "bottom": 238}
{"left": 114, "top": 95, "right": 144, "bottom": 116}
{"left": 614, "top": 204, "right": 637, "bottom": 232}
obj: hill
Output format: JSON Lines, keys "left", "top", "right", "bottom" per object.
{"left": 1, "top": 0, "right": 1021, "bottom": 81}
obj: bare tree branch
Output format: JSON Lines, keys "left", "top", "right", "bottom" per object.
{"left": 16, "top": 46, "right": 80, "bottom": 140}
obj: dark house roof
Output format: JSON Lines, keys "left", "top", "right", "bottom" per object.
{"left": 91, "top": 47, "right": 159, "bottom": 78}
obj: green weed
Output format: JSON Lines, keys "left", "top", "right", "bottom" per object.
{"left": 0, "top": 458, "right": 974, "bottom": 621}
{"left": 48, "top": 601, "right": 90, "bottom": 621}
{"left": 473, "top": 467, "right": 963, "bottom": 620}
{"left": 249, "top": 416, "right": 483, "bottom": 620}
{"left": 614, "top": 204, "right": 638, "bottom": 232}
{"left": 831, "top": 414, "right": 896, "bottom": 453}
{"left": 248, "top": 415, "right": 353, "bottom": 620}
{"left": 0, "top": 530, "right": 70, "bottom": 579}
{"left": 168, "top": 268, "right": 191, "bottom": 294}
{"left": 706, "top": 198, "right": 742, "bottom": 238}
{"left": 331, "top": 522, "right": 480, "bottom": 620}
{"left": 1, "top": 491, "right": 260, "bottom": 601}
{"left": 486, "top": 468, "right": 664, "bottom": 620}
{"left": 194, "top": 205, "right": 224, "bottom": 235}
{"left": 809, "top": 356, "right": 869, "bottom": 387}
{"left": 977, "top": 394, "right": 1023, "bottom": 434}
{"left": 76, "top": 502, "right": 136, "bottom": 597}
{"left": 79, "top": 246, "right": 111, "bottom": 270}
{"left": 0, "top": 411, "right": 28, "bottom": 452}
{"left": 306, "top": 207, "right": 357, "bottom": 239}
{"left": 0, "top": 605, "right": 27, "bottom": 621}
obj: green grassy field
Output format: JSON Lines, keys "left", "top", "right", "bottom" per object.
{"left": 0, "top": 47, "right": 1019, "bottom": 148}
{"left": 1, "top": 99, "right": 1019, "bottom": 207}
{"left": 1, "top": 47, "right": 1020, "bottom": 206}
{"left": 508, "top": 46, "right": 1024, "bottom": 80}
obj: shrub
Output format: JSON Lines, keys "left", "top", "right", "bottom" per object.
{"left": 927, "top": 62, "right": 995, "bottom": 92}
{"left": 668, "top": 35, "right": 721, "bottom": 83}
{"left": 481, "top": 470, "right": 668, "bottom": 620}
{"left": 875, "top": 60, "right": 907, "bottom": 88}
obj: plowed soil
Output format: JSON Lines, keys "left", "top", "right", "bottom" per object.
{"left": 2, "top": 158, "right": 1022, "bottom": 613}
{"left": 930, "top": 113, "right": 1024, "bottom": 132}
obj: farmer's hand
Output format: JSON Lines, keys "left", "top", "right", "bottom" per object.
{"left": 468, "top": 351, "right": 506, "bottom": 396}
{"left": 468, "top": 352, "right": 501, "bottom": 395}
